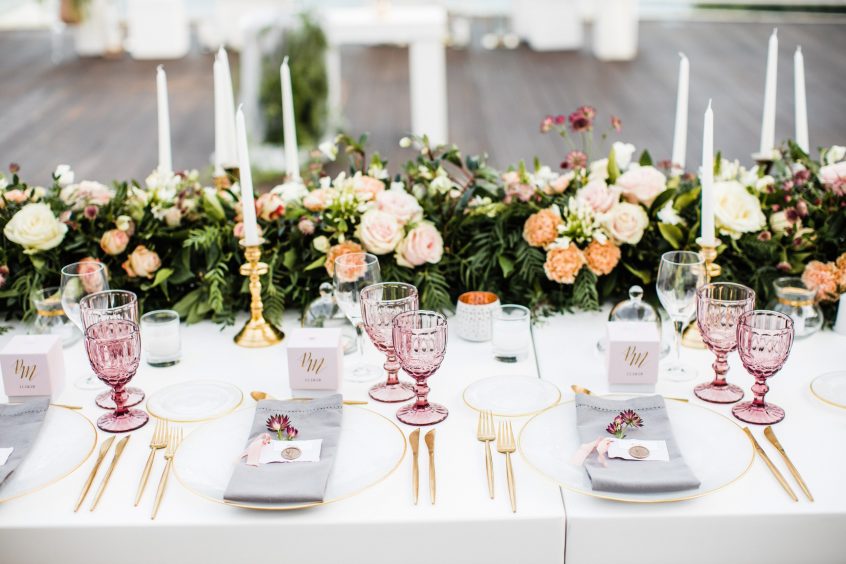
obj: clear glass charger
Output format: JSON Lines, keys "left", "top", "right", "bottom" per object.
{"left": 810, "top": 371, "right": 846, "bottom": 410}
{"left": 463, "top": 375, "right": 561, "bottom": 417}
{"left": 146, "top": 380, "right": 243, "bottom": 423}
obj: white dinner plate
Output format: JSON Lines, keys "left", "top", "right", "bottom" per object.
{"left": 174, "top": 406, "right": 406, "bottom": 510}
{"left": 519, "top": 397, "right": 753, "bottom": 503}
{"left": 463, "top": 375, "right": 561, "bottom": 417}
{"left": 810, "top": 371, "right": 846, "bottom": 410}
{"left": 0, "top": 406, "right": 96, "bottom": 503}
{"left": 146, "top": 380, "right": 243, "bottom": 422}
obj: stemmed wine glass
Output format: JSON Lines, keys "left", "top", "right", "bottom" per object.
{"left": 360, "top": 282, "right": 418, "bottom": 403}
{"left": 656, "top": 251, "right": 706, "bottom": 381}
{"left": 84, "top": 319, "right": 149, "bottom": 432}
{"left": 334, "top": 253, "right": 382, "bottom": 382}
{"left": 732, "top": 310, "right": 794, "bottom": 425}
{"left": 61, "top": 261, "right": 109, "bottom": 390}
{"left": 80, "top": 290, "right": 145, "bottom": 410}
{"left": 695, "top": 283, "right": 755, "bottom": 403}
{"left": 393, "top": 310, "right": 449, "bottom": 425}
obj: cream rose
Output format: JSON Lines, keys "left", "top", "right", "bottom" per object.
{"left": 577, "top": 180, "right": 621, "bottom": 213}
{"left": 617, "top": 165, "right": 666, "bottom": 207}
{"left": 3, "top": 203, "right": 68, "bottom": 254}
{"left": 100, "top": 229, "right": 129, "bottom": 256}
{"left": 602, "top": 202, "right": 649, "bottom": 245}
{"left": 713, "top": 180, "right": 766, "bottom": 239}
{"left": 356, "top": 209, "right": 403, "bottom": 255}
{"left": 375, "top": 189, "right": 423, "bottom": 225}
{"left": 122, "top": 245, "right": 161, "bottom": 279}
{"left": 396, "top": 222, "right": 444, "bottom": 267}
{"left": 769, "top": 211, "right": 792, "bottom": 235}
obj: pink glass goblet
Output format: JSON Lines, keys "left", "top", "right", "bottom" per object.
{"left": 694, "top": 283, "right": 755, "bottom": 403}
{"left": 732, "top": 310, "right": 794, "bottom": 425}
{"left": 393, "top": 310, "right": 449, "bottom": 426}
{"left": 80, "top": 290, "right": 145, "bottom": 410}
{"left": 360, "top": 282, "right": 418, "bottom": 403}
{"left": 84, "top": 319, "right": 149, "bottom": 433}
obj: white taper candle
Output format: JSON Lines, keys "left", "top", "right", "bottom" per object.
{"left": 671, "top": 52, "right": 689, "bottom": 174}
{"left": 235, "top": 105, "right": 259, "bottom": 246}
{"left": 156, "top": 65, "right": 172, "bottom": 173}
{"left": 701, "top": 100, "right": 715, "bottom": 246}
{"left": 759, "top": 28, "right": 778, "bottom": 155}
{"left": 280, "top": 56, "right": 300, "bottom": 180}
{"left": 794, "top": 46, "right": 809, "bottom": 153}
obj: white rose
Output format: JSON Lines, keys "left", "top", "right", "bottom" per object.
{"left": 612, "top": 142, "right": 636, "bottom": 170}
{"left": 617, "top": 165, "right": 666, "bottom": 206}
{"left": 271, "top": 180, "right": 309, "bottom": 204}
{"left": 54, "top": 164, "right": 74, "bottom": 187}
{"left": 713, "top": 180, "right": 766, "bottom": 239}
{"left": 602, "top": 202, "right": 649, "bottom": 245}
{"left": 824, "top": 145, "right": 846, "bottom": 165}
{"left": 3, "top": 203, "right": 68, "bottom": 254}
{"left": 356, "top": 209, "right": 403, "bottom": 255}
{"left": 375, "top": 188, "right": 423, "bottom": 225}
{"left": 59, "top": 180, "right": 114, "bottom": 209}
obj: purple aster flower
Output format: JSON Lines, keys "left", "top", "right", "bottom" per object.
{"left": 266, "top": 413, "right": 291, "bottom": 440}
{"left": 285, "top": 425, "right": 298, "bottom": 440}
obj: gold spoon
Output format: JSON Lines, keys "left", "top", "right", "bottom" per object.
{"left": 250, "top": 390, "right": 368, "bottom": 406}
{"left": 571, "top": 384, "right": 689, "bottom": 403}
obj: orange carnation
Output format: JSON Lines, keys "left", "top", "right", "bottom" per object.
{"left": 543, "top": 245, "right": 585, "bottom": 284}
{"left": 523, "top": 208, "right": 561, "bottom": 248}
{"left": 325, "top": 240, "right": 364, "bottom": 276}
{"left": 584, "top": 240, "right": 621, "bottom": 276}
{"left": 801, "top": 260, "right": 839, "bottom": 302}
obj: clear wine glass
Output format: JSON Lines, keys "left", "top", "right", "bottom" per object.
{"left": 732, "top": 310, "right": 794, "bottom": 425}
{"left": 360, "top": 282, "right": 418, "bottom": 403}
{"left": 656, "top": 251, "right": 705, "bottom": 381}
{"left": 695, "top": 283, "right": 755, "bottom": 403}
{"left": 61, "top": 261, "right": 109, "bottom": 390}
{"left": 84, "top": 319, "right": 148, "bottom": 433}
{"left": 393, "top": 310, "right": 449, "bottom": 425}
{"left": 334, "top": 253, "right": 382, "bottom": 382}
{"left": 80, "top": 290, "right": 145, "bottom": 410}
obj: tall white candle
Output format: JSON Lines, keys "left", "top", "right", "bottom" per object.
{"left": 759, "top": 28, "right": 778, "bottom": 156}
{"left": 701, "top": 100, "right": 715, "bottom": 246}
{"left": 213, "top": 58, "right": 225, "bottom": 176}
{"left": 671, "top": 52, "right": 689, "bottom": 174}
{"left": 794, "top": 46, "right": 809, "bottom": 153}
{"left": 235, "top": 105, "right": 259, "bottom": 246}
{"left": 217, "top": 47, "right": 238, "bottom": 169}
{"left": 280, "top": 56, "right": 300, "bottom": 180}
{"left": 156, "top": 65, "right": 173, "bottom": 173}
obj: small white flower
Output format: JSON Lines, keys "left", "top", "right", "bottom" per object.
{"left": 612, "top": 142, "right": 636, "bottom": 171}
{"left": 54, "top": 164, "right": 74, "bottom": 187}
{"left": 824, "top": 145, "right": 846, "bottom": 165}
{"left": 319, "top": 140, "right": 338, "bottom": 161}
{"left": 657, "top": 201, "right": 684, "bottom": 226}
{"left": 399, "top": 137, "right": 412, "bottom": 148}
{"left": 755, "top": 175, "right": 775, "bottom": 192}
{"left": 312, "top": 235, "right": 330, "bottom": 253}
{"left": 271, "top": 180, "right": 308, "bottom": 204}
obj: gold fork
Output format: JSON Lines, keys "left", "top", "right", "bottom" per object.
{"left": 135, "top": 418, "right": 168, "bottom": 506}
{"left": 496, "top": 420, "right": 517, "bottom": 513}
{"left": 476, "top": 410, "right": 495, "bottom": 499}
{"left": 151, "top": 427, "right": 182, "bottom": 520}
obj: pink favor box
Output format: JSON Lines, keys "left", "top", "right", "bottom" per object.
{"left": 606, "top": 321, "right": 659, "bottom": 393}
{"left": 1, "top": 334, "right": 65, "bottom": 401}
{"left": 286, "top": 328, "right": 343, "bottom": 392}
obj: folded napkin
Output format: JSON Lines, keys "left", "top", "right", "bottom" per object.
{"left": 0, "top": 397, "right": 50, "bottom": 490}
{"left": 575, "top": 394, "right": 700, "bottom": 493}
{"left": 223, "top": 395, "right": 342, "bottom": 504}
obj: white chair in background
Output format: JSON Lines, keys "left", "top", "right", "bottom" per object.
{"left": 125, "top": 0, "right": 190, "bottom": 60}
{"left": 512, "top": 0, "right": 583, "bottom": 51}
{"left": 593, "top": 0, "right": 639, "bottom": 61}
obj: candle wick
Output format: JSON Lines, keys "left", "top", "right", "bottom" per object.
{"left": 157, "top": 64, "right": 164, "bottom": 73}
{"left": 796, "top": 45, "right": 802, "bottom": 54}
{"left": 678, "top": 51, "right": 686, "bottom": 60}
{"left": 772, "top": 28, "right": 778, "bottom": 37}
{"left": 707, "top": 98, "right": 712, "bottom": 111}
{"left": 282, "top": 55, "right": 289, "bottom": 67}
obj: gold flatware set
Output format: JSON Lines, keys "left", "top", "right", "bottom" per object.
{"left": 745, "top": 426, "right": 812, "bottom": 502}
{"left": 475, "top": 410, "right": 518, "bottom": 512}
{"left": 409, "top": 429, "right": 436, "bottom": 505}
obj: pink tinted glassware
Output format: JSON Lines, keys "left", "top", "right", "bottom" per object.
{"left": 84, "top": 319, "right": 149, "bottom": 433}
{"left": 80, "top": 290, "right": 145, "bottom": 410}
{"left": 694, "top": 283, "right": 755, "bottom": 403}
{"left": 393, "top": 311, "right": 449, "bottom": 426}
{"left": 360, "top": 282, "right": 418, "bottom": 403}
{"left": 732, "top": 310, "right": 794, "bottom": 425}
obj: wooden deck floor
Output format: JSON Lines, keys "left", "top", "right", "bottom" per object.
{"left": 1, "top": 19, "right": 844, "bottom": 185}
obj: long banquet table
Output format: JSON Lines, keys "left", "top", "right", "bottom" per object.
{"left": 0, "top": 310, "right": 844, "bottom": 564}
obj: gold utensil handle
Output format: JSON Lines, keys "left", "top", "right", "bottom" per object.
{"left": 75, "top": 459, "right": 103, "bottom": 512}
{"left": 484, "top": 442, "right": 494, "bottom": 499}
{"left": 151, "top": 459, "right": 173, "bottom": 520}
{"left": 505, "top": 453, "right": 516, "bottom": 513}
{"left": 134, "top": 448, "right": 157, "bottom": 507}
{"left": 429, "top": 453, "right": 436, "bottom": 505}
{"left": 744, "top": 428, "right": 798, "bottom": 502}
{"left": 412, "top": 454, "right": 419, "bottom": 505}
{"left": 343, "top": 400, "right": 368, "bottom": 405}
{"left": 764, "top": 427, "right": 813, "bottom": 502}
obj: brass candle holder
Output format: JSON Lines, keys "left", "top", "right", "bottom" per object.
{"left": 682, "top": 236, "right": 722, "bottom": 349}
{"left": 234, "top": 237, "right": 284, "bottom": 348}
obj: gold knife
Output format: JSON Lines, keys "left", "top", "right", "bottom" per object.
{"left": 90, "top": 435, "right": 131, "bottom": 511}
{"left": 425, "top": 429, "right": 436, "bottom": 505}
{"left": 764, "top": 426, "right": 813, "bottom": 502}
{"left": 74, "top": 435, "right": 116, "bottom": 512}
{"left": 743, "top": 427, "right": 797, "bottom": 502}
{"left": 409, "top": 429, "right": 420, "bottom": 505}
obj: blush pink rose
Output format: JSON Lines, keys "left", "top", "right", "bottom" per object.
{"left": 820, "top": 161, "right": 846, "bottom": 190}
{"left": 99, "top": 229, "right": 129, "bottom": 256}
{"left": 396, "top": 222, "right": 444, "bottom": 267}
{"left": 122, "top": 245, "right": 161, "bottom": 279}
{"left": 353, "top": 174, "right": 385, "bottom": 201}
{"left": 356, "top": 209, "right": 403, "bottom": 255}
{"left": 577, "top": 180, "right": 621, "bottom": 213}
{"left": 616, "top": 165, "right": 666, "bottom": 207}
{"left": 256, "top": 192, "right": 285, "bottom": 221}
{"left": 77, "top": 258, "right": 108, "bottom": 294}
{"left": 375, "top": 189, "right": 423, "bottom": 225}
{"left": 3, "top": 189, "right": 27, "bottom": 204}
{"left": 303, "top": 188, "right": 337, "bottom": 212}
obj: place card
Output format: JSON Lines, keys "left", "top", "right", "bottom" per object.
{"left": 258, "top": 439, "right": 322, "bottom": 464}
{"left": 286, "top": 328, "right": 343, "bottom": 391}
{"left": 606, "top": 321, "right": 659, "bottom": 392}
{"left": 0, "top": 447, "right": 13, "bottom": 466}
{"left": 607, "top": 439, "right": 669, "bottom": 462}
{"left": 0, "top": 334, "right": 65, "bottom": 401}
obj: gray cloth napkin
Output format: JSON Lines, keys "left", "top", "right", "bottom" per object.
{"left": 0, "top": 397, "right": 50, "bottom": 490}
{"left": 574, "top": 394, "right": 700, "bottom": 493}
{"left": 223, "top": 394, "right": 343, "bottom": 504}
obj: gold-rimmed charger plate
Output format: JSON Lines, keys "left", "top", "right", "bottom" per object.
{"left": 810, "top": 371, "right": 846, "bottom": 410}
{"left": 173, "top": 405, "right": 405, "bottom": 510}
{"left": 463, "top": 375, "right": 561, "bottom": 417}
{"left": 146, "top": 380, "right": 243, "bottom": 423}
{"left": 518, "top": 396, "right": 753, "bottom": 503}
{"left": 0, "top": 406, "right": 96, "bottom": 503}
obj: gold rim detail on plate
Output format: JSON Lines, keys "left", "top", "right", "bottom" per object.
{"left": 809, "top": 372, "right": 846, "bottom": 410}
{"left": 173, "top": 405, "right": 407, "bottom": 511}
{"left": 462, "top": 377, "right": 562, "bottom": 418}
{"left": 0, "top": 406, "right": 97, "bottom": 504}
{"left": 517, "top": 397, "right": 755, "bottom": 504}
{"left": 145, "top": 381, "right": 244, "bottom": 423}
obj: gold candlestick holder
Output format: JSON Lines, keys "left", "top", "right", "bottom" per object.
{"left": 234, "top": 238, "right": 285, "bottom": 348}
{"left": 682, "top": 237, "right": 722, "bottom": 349}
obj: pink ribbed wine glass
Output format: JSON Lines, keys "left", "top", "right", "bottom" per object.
{"left": 61, "top": 260, "right": 109, "bottom": 390}
{"left": 694, "top": 283, "right": 755, "bottom": 403}
{"left": 84, "top": 319, "right": 149, "bottom": 433}
{"left": 732, "top": 310, "right": 794, "bottom": 425}
{"left": 80, "top": 290, "right": 145, "bottom": 410}
{"left": 360, "top": 282, "right": 418, "bottom": 403}
{"left": 393, "top": 310, "right": 449, "bottom": 426}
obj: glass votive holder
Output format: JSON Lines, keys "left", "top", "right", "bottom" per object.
{"left": 141, "top": 310, "right": 181, "bottom": 367}
{"left": 30, "top": 286, "right": 81, "bottom": 347}
{"left": 492, "top": 304, "right": 531, "bottom": 363}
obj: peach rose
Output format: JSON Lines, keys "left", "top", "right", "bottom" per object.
{"left": 99, "top": 229, "right": 129, "bottom": 256}
{"left": 802, "top": 260, "right": 840, "bottom": 302}
{"left": 256, "top": 192, "right": 285, "bottom": 221}
{"left": 3, "top": 189, "right": 27, "bottom": 204}
{"left": 617, "top": 165, "right": 666, "bottom": 207}
{"left": 523, "top": 208, "right": 561, "bottom": 248}
{"left": 603, "top": 202, "right": 649, "bottom": 245}
{"left": 77, "top": 257, "right": 108, "bottom": 294}
{"left": 544, "top": 245, "right": 586, "bottom": 284}
{"left": 303, "top": 188, "right": 337, "bottom": 212}
{"left": 577, "top": 180, "right": 621, "bottom": 213}
{"left": 353, "top": 174, "right": 385, "bottom": 201}
{"left": 325, "top": 241, "right": 364, "bottom": 276}
{"left": 396, "top": 222, "right": 444, "bottom": 268}
{"left": 547, "top": 171, "right": 574, "bottom": 195}
{"left": 583, "top": 240, "right": 621, "bottom": 276}
{"left": 356, "top": 209, "right": 403, "bottom": 255}
{"left": 122, "top": 245, "right": 162, "bottom": 279}
{"left": 375, "top": 189, "right": 423, "bottom": 225}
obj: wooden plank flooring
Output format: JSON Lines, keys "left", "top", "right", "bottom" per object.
{"left": 1, "top": 19, "right": 844, "bottom": 185}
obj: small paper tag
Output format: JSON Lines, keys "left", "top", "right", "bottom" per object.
{"left": 607, "top": 439, "right": 669, "bottom": 461}
{"left": 0, "top": 447, "right": 13, "bottom": 466}
{"left": 258, "top": 439, "right": 322, "bottom": 464}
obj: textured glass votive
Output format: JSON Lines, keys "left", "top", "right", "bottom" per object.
{"left": 141, "top": 310, "right": 181, "bottom": 367}
{"left": 492, "top": 304, "right": 531, "bottom": 363}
